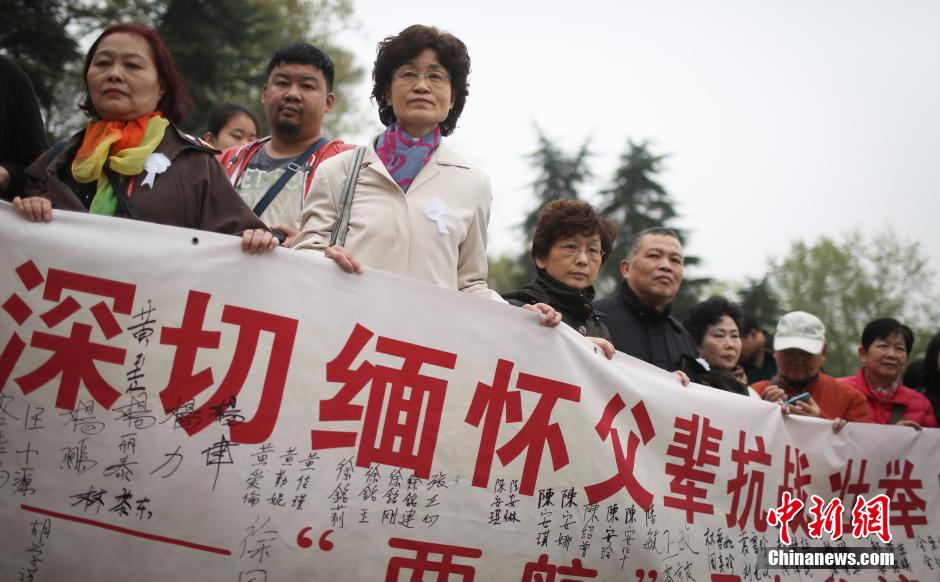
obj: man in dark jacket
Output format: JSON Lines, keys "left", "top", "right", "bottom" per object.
{"left": 594, "top": 227, "right": 696, "bottom": 371}
{"left": 740, "top": 314, "right": 777, "bottom": 384}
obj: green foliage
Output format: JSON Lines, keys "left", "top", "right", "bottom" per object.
{"left": 0, "top": 0, "right": 364, "bottom": 140}
{"left": 769, "top": 230, "right": 939, "bottom": 377}
{"left": 300, "top": 0, "right": 364, "bottom": 139}
{"left": 737, "top": 275, "right": 781, "bottom": 331}
{"left": 600, "top": 140, "right": 675, "bottom": 236}
{"left": 669, "top": 273, "right": 713, "bottom": 323}
{"left": 158, "top": 0, "right": 284, "bottom": 134}
{"left": 486, "top": 254, "right": 526, "bottom": 295}
{"left": 522, "top": 126, "right": 591, "bottom": 234}
{"left": 0, "top": 0, "right": 89, "bottom": 140}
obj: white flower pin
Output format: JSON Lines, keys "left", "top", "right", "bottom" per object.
{"left": 424, "top": 197, "right": 450, "bottom": 234}
{"left": 141, "top": 153, "right": 171, "bottom": 188}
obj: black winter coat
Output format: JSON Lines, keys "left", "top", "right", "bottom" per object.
{"left": 593, "top": 280, "right": 696, "bottom": 371}
{"left": 503, "top": 270, "right": 611, "bottom": 341}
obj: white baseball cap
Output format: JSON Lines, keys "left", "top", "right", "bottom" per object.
{"left": 774, "top": 311, "right": 826, "bottom": 355}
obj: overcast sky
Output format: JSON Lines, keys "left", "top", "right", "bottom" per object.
{"left": 338, "top": 0, "right": 940, "bottom": 288}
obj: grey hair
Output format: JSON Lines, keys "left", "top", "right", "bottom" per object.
{"left": 626, "top": 227, "right": 681, "bottom": 259}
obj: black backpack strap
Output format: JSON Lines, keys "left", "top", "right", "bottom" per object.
{"left": 252, "top": 137, "right": 328, "bottom": 216}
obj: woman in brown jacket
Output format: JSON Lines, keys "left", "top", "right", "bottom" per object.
{"left": 12, "top": 23, "right": 276, "bottom": 253}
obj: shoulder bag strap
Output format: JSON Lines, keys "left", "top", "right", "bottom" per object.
{"left": 329, "top": 146, "right": 367, "bottom": 247}
{"left": 252, "top": 137, "right": 328, "bottom": 216}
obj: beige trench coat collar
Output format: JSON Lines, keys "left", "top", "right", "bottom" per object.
{"left": 359, "top": 139, "right": 471, "bottom": 195}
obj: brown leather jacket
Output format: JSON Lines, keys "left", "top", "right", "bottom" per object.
{"left": 24, "top": 125, "right": 265, "bottom": 235}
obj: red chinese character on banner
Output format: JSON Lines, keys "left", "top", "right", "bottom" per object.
{"left": 725, "top": 430, "right": 771, "bottom": 532}
{"left": 159, "top": 290, "right": 298, "bottom": 444}
{"left": 521, "top": 553, "right": 598, "bottom": 581}
{"left": 1, "top": 260, "right": 135, "bottom": 411}
{"left": 310, "top": 324, "right": 456, "bottom": 478}
{"left": 776, "top": 445, "right": 811, "bottom": 537}
{"left": 851, "top": 493, "right": 891, "bottom": 543}
{"left": 663, "top": 413, "right": 723, "bottom": 523}
{"left": 464, "top": 358, "right": 580, "bottom": 495}
{"left": 583, "top": 395, "right": 655, "bottom": 509}
{"left": 806, "top": 495, "right": 844, "bottom": 540}
{"left": 385, "top": 537, "right": 481, "bottom": 581}
{"left": 828, "top": 459, "right": 871, "bottom": 525}
{"left": 877, "top": 459, "right": 926, "bottom": 539}
{"left": 766, "top": 490, "right": 805, "bottom": 545}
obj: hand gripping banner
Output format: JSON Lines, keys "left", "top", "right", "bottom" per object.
{"left": 0, "top": 203, "right": 937, "bottom": 581}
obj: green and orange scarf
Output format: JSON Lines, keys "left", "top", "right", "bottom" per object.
{"left": 71, "top": 112, "right": 169, "bottom": 216}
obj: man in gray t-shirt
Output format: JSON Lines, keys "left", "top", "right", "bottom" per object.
{"left": 220, "top": 43, "right": 351, "bottom": 244}
{"left": 235, "top": 146, "right": 309, "bottom": 232}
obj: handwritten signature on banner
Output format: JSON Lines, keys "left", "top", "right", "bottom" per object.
{"left": 0, "top": 206, "right": 938, "bottom": 581}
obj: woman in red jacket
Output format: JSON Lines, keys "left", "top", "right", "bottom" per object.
{"left": 840, "top": 318, "right": 937, "bottom": 429}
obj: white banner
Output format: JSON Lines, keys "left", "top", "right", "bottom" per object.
{"left": 0, "top": 202, "right": 937, "bottom": 582}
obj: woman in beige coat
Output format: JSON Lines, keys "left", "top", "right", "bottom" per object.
{"left": 293, "top": 25, "right": 556, "bottom": 324}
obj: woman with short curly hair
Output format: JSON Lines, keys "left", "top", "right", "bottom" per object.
{"left": 294, "top": 25, "right": 525, "bottom": 306}
{"left": 503, "top": 199, "right": 618, "bottom": 357}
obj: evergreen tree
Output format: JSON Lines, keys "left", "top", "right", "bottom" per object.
{"left": 0, "top": 0, "right": 364, "bottom": 140}
{"left": 737, "top": 275, "right": 780, "bottom": 331}
{"left": 511, "top": 127, "right": 592, "bottom": 287}
{"left": 769, "top": 230, "right": 938, "bottom": 376}
{"left": 669, "top": 270, "right": 711, "bottom": 323}
{"left": 522, "top": 127, "right": 591, "bottom": 234}
{"left": 0, "top": 0, "right": 87, "bottom": 140}
{"left": 155, "top": 0, "right": 364, "bottom": 136}
{"left": 597, "top": 140, "right": 674, "bottom": 294}
{"left": 596, "top": 140, "right": 708, "bottom": 315}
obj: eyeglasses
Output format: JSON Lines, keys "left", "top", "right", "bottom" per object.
{"left": 394, "top": 68, "right": 452, "bottom": 87}
{"left": 556, "top": 241, "right": 605, "bottom": 262}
